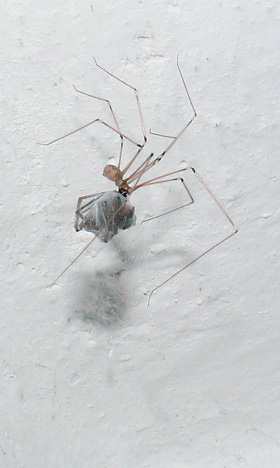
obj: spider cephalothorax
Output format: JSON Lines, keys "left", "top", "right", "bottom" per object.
{"left": 103, "top": 164, "right": 132, "bottom": 196}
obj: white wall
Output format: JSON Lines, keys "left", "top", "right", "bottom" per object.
{"left": 1, "top": 0, "right": 280, "bottom": 466}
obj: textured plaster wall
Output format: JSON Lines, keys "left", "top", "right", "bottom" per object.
{"left": 1, "top": 1, "right": 280, "bottom": 467}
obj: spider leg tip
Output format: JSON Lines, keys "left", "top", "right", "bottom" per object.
{"left": 147, "top": 289, "right": 156, "bottom": 306}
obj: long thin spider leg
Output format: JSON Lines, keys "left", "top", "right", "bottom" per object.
{"left": 118, "top": 137, "right": 124, "bottom": 171}
{"left": 127, "top": 161, "right": 185, "bottom": 186}
{"left": 149, "top": 128, "right": 176, "bottom": 139}
{"left": 73, "top": 85, "right": 125, "bottom": 170}
{"left": 139, "top": 177, "right": 194, "bottom": 223}
{"left": 142, "top": 57, "right": 197, "bottom": 175}
{"left": 148, "top": 167, "right": 238, "bottom": 305}
{"left": 134, "top": 156, "right": 159, "bottom": 178}
{"left": 128, "top": 143, "right": 188, "bottom": 182}
{"left": 126, "top": 140, "right": 182, "bottom": 184}
{"left": 130, "top": 155, "right": 153, "bottom": 190}
{"left": 94, "top": 58, "right": 148, "bottom": 174}
{"left": 145, "top": 112, "right": 196, "bottom": 173}
{"left": 38, "top": 118, "right": 141, "bottom": 147}
{"left": 126, "top": 154, "right": 160, "bottom": 186}
{"left": 193, "top": 169, "right": 237, "bottom": 230}
{"left": 121, "top": 146, "right": 146, "bottom": 176}
{"left": 124, "top": 153, "right": 154, "bottom": 183}
{"left": 148, "top": 231, "right": 237, "bottom": 306}
{"left": 50, "top": 197, "right": 130, "bottom": 287}
{"left": 94, "top": 57, "right": 147, "bottom": 143}
{"left": 130, "top": 167, "right": 194, "bottom": 223}
{"left": 133, "top": 166, "right": 192, "bottom": 189}
{"left": 73, "top": 85, "right": 121, "bottom": 130}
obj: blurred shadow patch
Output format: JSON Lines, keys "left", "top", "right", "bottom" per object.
{"left": 72, "top": 270, "right": 126, "bottom": 326}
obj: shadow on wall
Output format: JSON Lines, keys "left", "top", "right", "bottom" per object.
{"left": 72, "top": 269, "right": 126, "bottom": 327}
{"left": 69, "top": 225, "right": 193, "bottom": 324}
{"left": 69, "top": 235, "right": 136, "bottom": 327}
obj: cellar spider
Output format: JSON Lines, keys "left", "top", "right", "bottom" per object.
{"left": 40, "top": 57, "right": 238, "bottom": 304}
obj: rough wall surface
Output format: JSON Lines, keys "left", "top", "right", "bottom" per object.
{"left": 1, "top": 1, "right": 280, "bottom": 466}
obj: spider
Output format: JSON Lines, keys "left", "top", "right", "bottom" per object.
{"left": 40, "top": 57, "right": 238, "bottom": 303}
